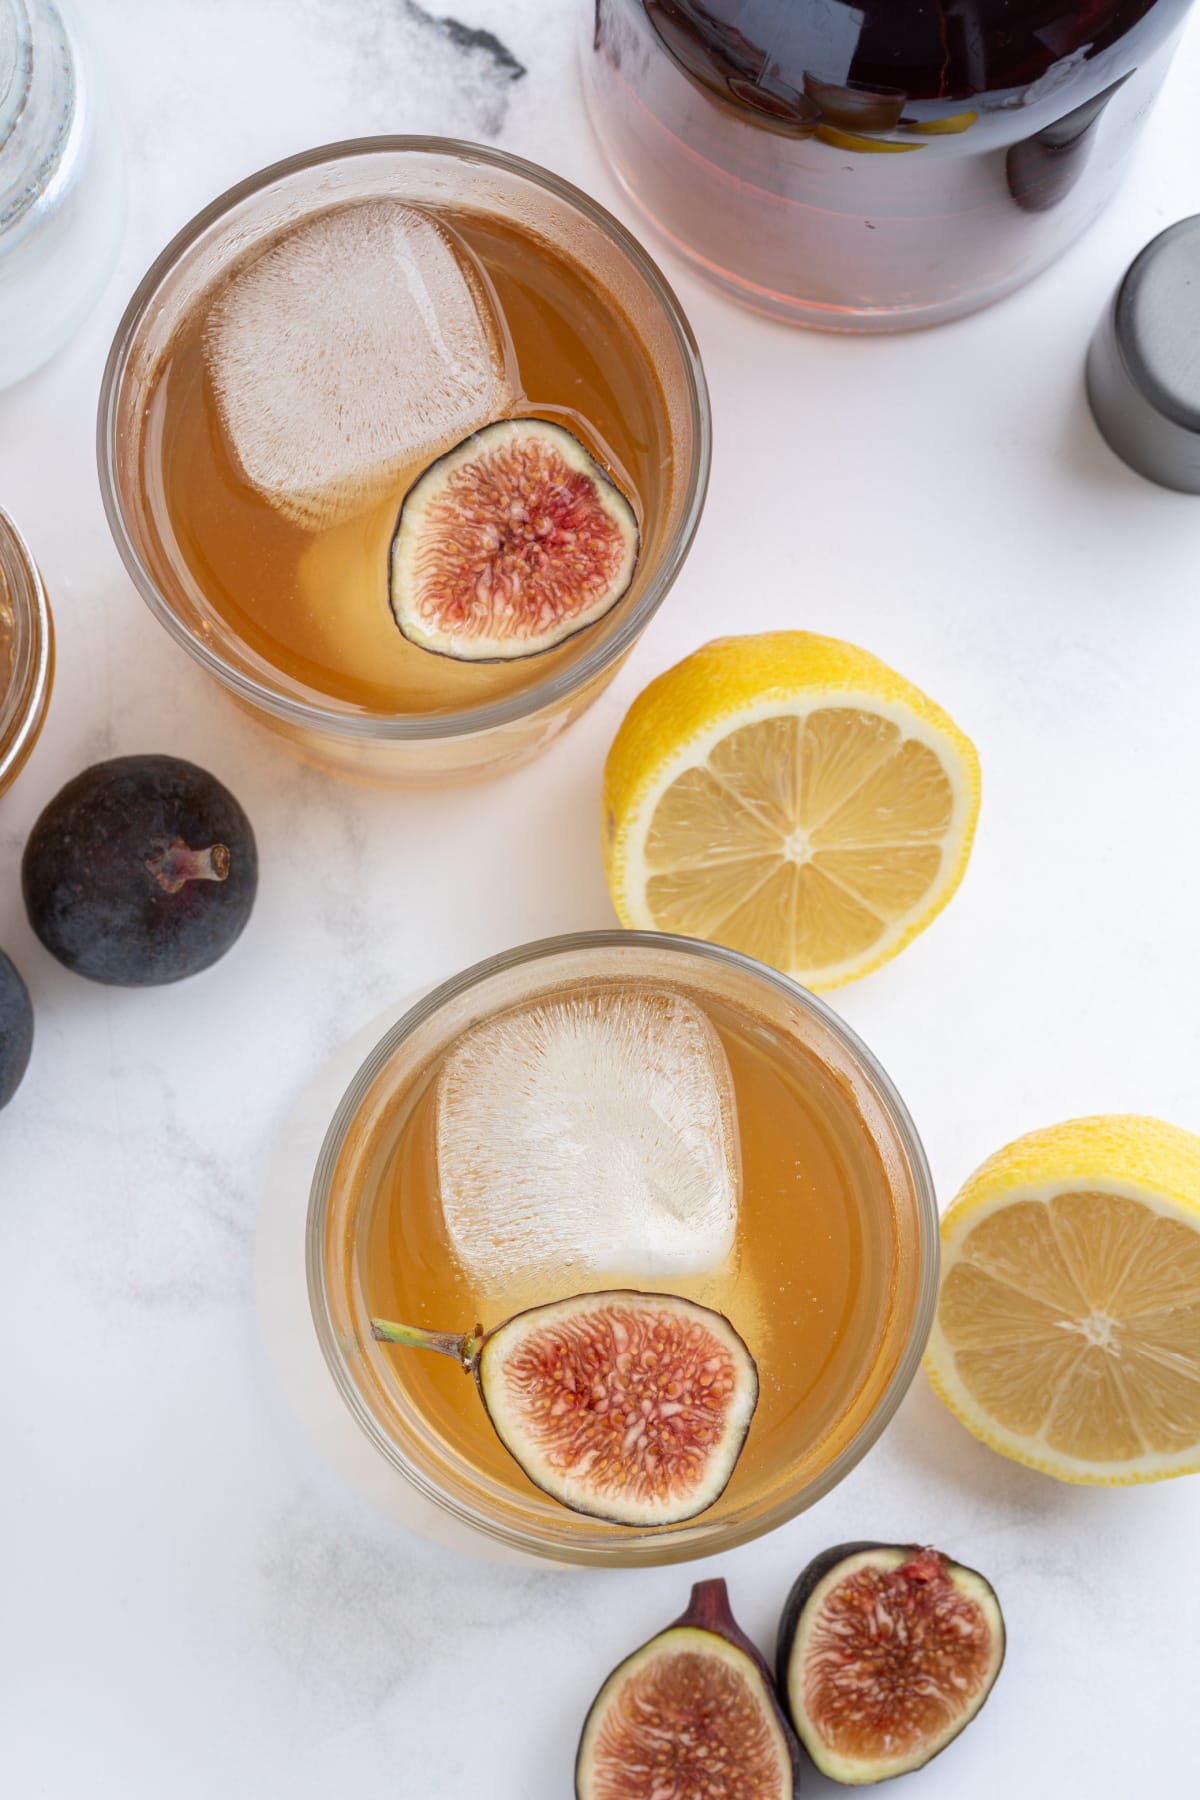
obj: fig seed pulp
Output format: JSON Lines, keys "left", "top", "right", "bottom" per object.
{"left": 576, "top": 1577, "right": 799, "bottom": 1799}
{"left": 777, "top": 1541, "right": 1005, "bottom": 1784}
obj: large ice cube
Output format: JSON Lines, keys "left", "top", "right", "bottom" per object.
{"left": 436, "top": 989, "right": 740, "bottom": 1285}
{"left": 205, "top": 199, "right": 512, "bottom": 529}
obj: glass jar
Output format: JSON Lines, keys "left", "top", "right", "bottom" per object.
{"left": 0, "top": 0, "right": 124, "bottom": 386}
{"left": 0, "top": 505, "right": 53, "bottom": 795}
{"left": 583, "top": 1, "right": 1195, "bottom": 330}
{"left": 307, "top": 932, "right": 938, "bottom": 1566}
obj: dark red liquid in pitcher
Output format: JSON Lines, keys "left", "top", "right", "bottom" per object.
{"left": 585, "top": 1, "right": 1194, "bottom": 326}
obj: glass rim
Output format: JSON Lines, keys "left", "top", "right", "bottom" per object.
{"left": 95, "top": 135, "right": 712, "bottom": 743}
{"left": 0, "top": 504, "right": 52, "bottom": 785}
{"left": 306, "top": 929, "right": 940, "bottom": 1566}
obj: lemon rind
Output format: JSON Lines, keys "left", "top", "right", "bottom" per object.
{"left": 938, "top": 1114, "right": 1200, "bottom": 1225}
{"left": 940, "top": 1176, "right": 1200, "bottom": 1253}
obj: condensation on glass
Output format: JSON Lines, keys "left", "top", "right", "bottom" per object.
{"left": 583, "top": 1, "right": 1195, "bottom": 330}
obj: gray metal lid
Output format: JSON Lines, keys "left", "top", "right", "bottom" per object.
{"left": 1086, "top": 215, "right": 1200, "bottom": 494}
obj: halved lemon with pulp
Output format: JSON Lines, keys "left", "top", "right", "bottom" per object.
{"left": 602, "top": 632, "right": 980, "bottom": 990}
{"left": 926, "top": 1115, "right": 1200, "bottom": 1484}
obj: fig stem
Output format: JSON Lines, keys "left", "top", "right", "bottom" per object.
{"left": 371, "top": 1317, "right": 483, "bottom": 1370}
{"left": 681, "top": 1579, "right": 738, "bottom": 1635}
{"left": 146, "top": 839, "right": 231, "bottom": 894}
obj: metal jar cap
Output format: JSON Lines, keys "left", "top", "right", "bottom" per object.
{"left": 1086, "top": 215, "right": 1200, "bottom": 493}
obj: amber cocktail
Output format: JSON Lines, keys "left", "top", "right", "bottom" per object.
{"left": 309, "top": 933, "right": 938, "bottom": 1566}
{"left": 99, "top": 140, "right": 709, "bottom": 782}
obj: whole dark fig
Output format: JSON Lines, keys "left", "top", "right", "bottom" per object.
{"left": 0, "top": 950, "right": 33, "bottom": 1108}
{"left": 22, "top": 755, "right": 257, "bottom": 986}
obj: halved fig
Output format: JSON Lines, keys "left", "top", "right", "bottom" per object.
{"left": 577, "top": 1579, "right": 799, "bottom": 1799}
{"left": 389, "top": 418, "right": 639, "bottom": 661}
{"left": 777, "top": 1542, "right": 1005, "bottom": 1785}
{"left": 371, "top": 1289, "right": 757, "bottom": 1526}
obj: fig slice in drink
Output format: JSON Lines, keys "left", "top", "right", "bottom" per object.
{"left": 389, "top": 419, "right": 639, "bottom": 662}
{"left": 372, "top": 1289, "right": 758, "bottom": 1525}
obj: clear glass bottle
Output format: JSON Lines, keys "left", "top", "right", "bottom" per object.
{"left": 0, "top": 0, "right": 124, "bottom": 386}
{"left": 583, "top": 1, "right": 1196, "bottom": 330}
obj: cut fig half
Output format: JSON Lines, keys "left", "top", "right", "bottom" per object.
{"left": 777, "top": 1541, "right": 1005, "bottom": 1785}
{"left": 577, "top": 1578, "right": 800, "bottom": 1799}
{"left": 371, "top": 1289, "right": 758, "bottom": 1526}
{"left": 389, "top": 417, "right": 640, "bottom": 662}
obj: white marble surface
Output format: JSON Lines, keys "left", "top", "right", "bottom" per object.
{"left": 3, "top": 2, "right": 1200, "bottom": 1794}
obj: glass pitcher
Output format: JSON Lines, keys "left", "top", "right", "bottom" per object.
{"left": 582, "top": 1, "right": 1195, "bottom": 330}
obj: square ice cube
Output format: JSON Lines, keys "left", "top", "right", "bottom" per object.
{"left": 436, "top": 989, "right": 741, "bottom": 1285}
{"left": 205, "top": 199, "right": 512, "bottom": 529}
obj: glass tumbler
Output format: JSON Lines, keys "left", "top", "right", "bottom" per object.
{"left": 98, "top": 139, "right": 710, "bottom": 784}
{"left": 307, "top": 932, "right": 939, "bottom": 1567}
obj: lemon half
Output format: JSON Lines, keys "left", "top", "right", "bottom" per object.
{"left": 602, "top": 632, "right": 980, "bottom": 990}
{"left": 926, "top": 1115, "right": 1200, "bottom": 1485}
